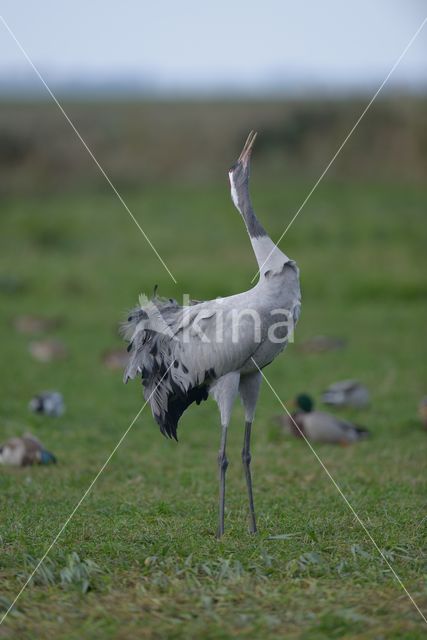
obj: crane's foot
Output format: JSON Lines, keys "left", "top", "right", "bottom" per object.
{"left": 248, "top": 515, "right": 257, "bottom": 535}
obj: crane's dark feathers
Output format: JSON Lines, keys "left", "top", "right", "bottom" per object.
{"left": 122, "top": 292, "right": 211, "bottom": 440}
{"left": 157, "top": 384, "right": 209, "bottom": 441}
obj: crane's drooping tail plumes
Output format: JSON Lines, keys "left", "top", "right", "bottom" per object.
{"left": 122, "top": 293, "right": 211, "bottom": 440}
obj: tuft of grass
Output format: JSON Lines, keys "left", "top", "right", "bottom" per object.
{"left": 22, "top": 553, "right": 103, "bottom": 594}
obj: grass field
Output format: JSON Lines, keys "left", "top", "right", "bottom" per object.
{"left": 0, "top": 176, "right": 426, "bottom": 638}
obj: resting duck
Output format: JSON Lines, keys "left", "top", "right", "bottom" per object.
{"left": 280, "top": 394, "right": 369, "bottom": 444}
{"left": 0, "top": 434, "right": 57, "bottom": 467}
{"left": 29, "top": 391, "right": 65, "bottom": 417}
{"left": 322, "top": 380, "right": 369, "bottom": 408}
{"left": 419, "top": 397, "right": 427, "bottom": 430}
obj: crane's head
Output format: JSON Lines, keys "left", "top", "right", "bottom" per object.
{"left": 228, "top": 130, "right": 257, "bottom": 211}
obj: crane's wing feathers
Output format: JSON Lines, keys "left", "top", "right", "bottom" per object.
{"left": 122, "top": 294, "right": 259, "bottom": 440}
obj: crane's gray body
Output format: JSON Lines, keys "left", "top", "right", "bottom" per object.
{"left": 123, "top": 251, "right": 300, "bottom": 439}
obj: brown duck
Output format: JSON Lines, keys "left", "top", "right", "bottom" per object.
{"left": 0, "top": 434, "right": 57, "bottom": 466}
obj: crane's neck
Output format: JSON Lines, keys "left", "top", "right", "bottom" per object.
{"left": 229, "top": 173, "right": 289, "bottom": 276}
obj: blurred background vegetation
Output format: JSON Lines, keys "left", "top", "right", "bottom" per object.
{"left": 0, "top": 97, "right": 426, "bottom": 194}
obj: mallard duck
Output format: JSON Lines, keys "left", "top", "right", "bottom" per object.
{"left": 13, "top": 314, "right": 63, "bottom": 334}
{"left": 102, "top": 348, "right": 128, "bottom": 371}
{"left": 28, "top": 338, "right": 67, "bottom": 363}
{"left": 0, "top": 434, "right": 57, "bottom": 466}
{"left": 297, "top": 335, "right": 347, "bottom": 354}
{"left": 280, "top": 394, "right": 369, "bottom": 444}
{"left": 419, "top": 397, "right": 427, "bottom": 430}
{"left": 321, "top": 380, "right": 369, "bottom": 408}
{"left": 29, "top": 391, "right": 65, "bottom": 417}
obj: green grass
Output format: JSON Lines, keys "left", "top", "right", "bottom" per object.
{"left": 0, "top": 179, "right": 426, "bottom": 639}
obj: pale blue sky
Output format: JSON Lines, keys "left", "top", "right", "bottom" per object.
{"left": 0, "top": 0, "right": 426, "bottom": 92}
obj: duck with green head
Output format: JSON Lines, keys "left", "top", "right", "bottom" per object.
{"left": 0, "top": 434, "right": 57, "bottom": 467}
{"left": 282, "top": 393, "right": 369, "bottom": 444}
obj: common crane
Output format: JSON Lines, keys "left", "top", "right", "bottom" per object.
{"left": 123, "top": 131, "right": 301, "bottom": 537}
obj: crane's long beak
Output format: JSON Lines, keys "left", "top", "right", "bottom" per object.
{"left": 238, "top": 130, "right": 257, "bottom": 167}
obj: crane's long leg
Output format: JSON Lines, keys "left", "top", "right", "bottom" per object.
{"left": 217, "top": 422, "right": 229, "bottom": 538}
{"left": 242, "top": 420, "right": 256, "bottom": 533}
{"left": 239, "top": 371, "right": 262, "bottom": 534}
{"left": 210, "top": 372, "right": 240, "bottom": 539}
